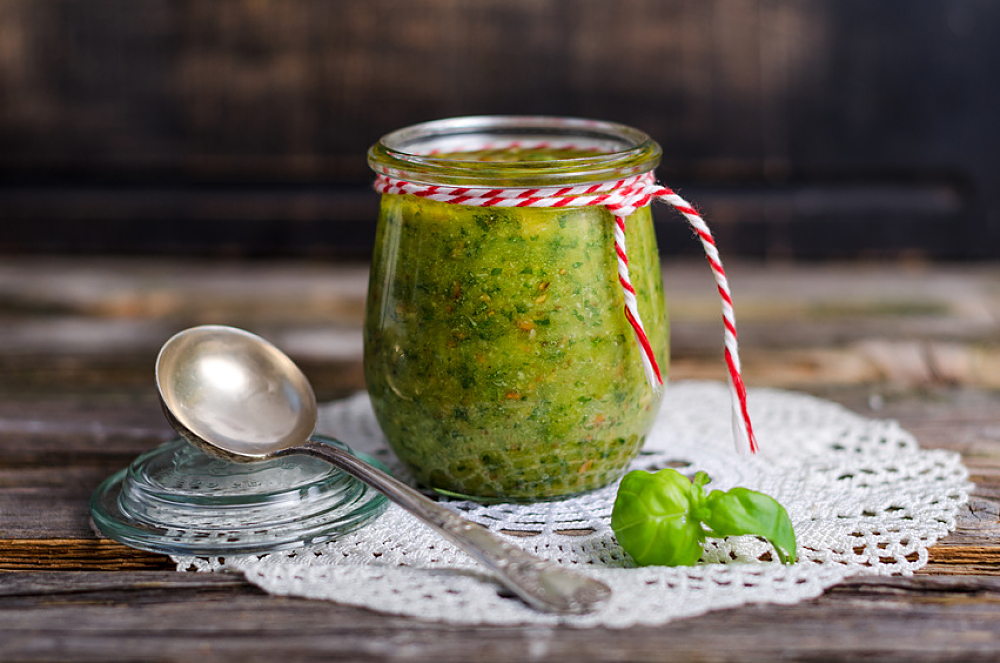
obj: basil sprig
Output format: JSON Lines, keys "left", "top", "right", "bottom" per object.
{"left": 611, "top": 469, "right": 797, "bottom": 567}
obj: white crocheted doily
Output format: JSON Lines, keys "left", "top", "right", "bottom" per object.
{"left": 175, "top": 381, "right": 971, "bottom": 628}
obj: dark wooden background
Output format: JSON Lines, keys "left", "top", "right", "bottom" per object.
{"left": 1, "top": 0, "right": 997, "bottom": 260}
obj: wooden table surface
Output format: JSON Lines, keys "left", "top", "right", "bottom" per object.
{"left": 2, "top": 256, "right": 1000, "bottom": 662}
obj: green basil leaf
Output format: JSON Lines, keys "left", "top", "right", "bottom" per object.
{"left": 611, "top": 469, "right": 705, "bottom": 567}
{"left": 702, "top": 487, "right": 797, "bottom": 564}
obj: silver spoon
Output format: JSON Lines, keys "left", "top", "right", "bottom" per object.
{"left": 155, "top": 324, "right": 611, "bottom": 614}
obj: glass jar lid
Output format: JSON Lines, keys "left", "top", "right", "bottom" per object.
{"left": 90, "top": 436, "right": 388, "bottom": 555}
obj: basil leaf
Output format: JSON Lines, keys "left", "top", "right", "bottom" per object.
{"left": 611, "top": 469, "right": 705, "bottom": 567}
{"left": 702, "top": 487, "right": 798, "bottom": 564}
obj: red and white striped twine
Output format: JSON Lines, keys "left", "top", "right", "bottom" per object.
{"left": 374, "top": 170, "right": 758, "bottom": 455}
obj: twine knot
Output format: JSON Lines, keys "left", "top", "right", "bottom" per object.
{"left": 373, "top": 171, "right": 758, "bottom": 455}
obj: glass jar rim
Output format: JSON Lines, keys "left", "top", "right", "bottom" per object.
{"left": 368, "top": 115, "right": 662, "bottom": 187}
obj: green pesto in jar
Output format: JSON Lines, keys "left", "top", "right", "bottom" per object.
{"left": 364, "top": 150, "right": 668, "bottom": 501}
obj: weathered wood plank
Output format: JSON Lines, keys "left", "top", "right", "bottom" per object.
{"left": 1, "top": 573, "right": 1000, "bottom": 662}
{"left": 0, "top": 570, "right": 247, "bottom": 597}
{"left": 1, "top": 2, "right": 998, "bottom": 257}
{"left": 924, "top": 544, "right": 1000, "bottom": 575}
{"left": 1, "top": 257, "right": 998, "bottom": 388}
{"left": 0, "top": 540, "right": 172, "bottom": 571}
{"left": 2, "top": 258, "right": 1000, "bottom": 661}
{"left": 1, "top": 259, "right": 999, "bottom": 574}
{"left": 1, "top": 393, "right": 998, "bottom": 572}
{"left": 2, "top": 0, "right": 991, "bottom": 180}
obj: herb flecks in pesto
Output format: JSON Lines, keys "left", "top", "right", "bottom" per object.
{"left": 364, "top": 160, "right": 668, "bottom": 502}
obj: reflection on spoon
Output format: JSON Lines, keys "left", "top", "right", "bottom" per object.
{"left": 156, "top": 325, "right": 612, "bottom": 614}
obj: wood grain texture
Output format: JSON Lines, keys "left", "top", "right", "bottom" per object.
{"left": 1, "top": 1, "right": 997, "bottom": 257}
{"left": 2, "top": 573, "right": 1000, "bottom": 662}
{"left": 0, "top": 540, "right": 172, "bottom": 571}
{"left": 1, "top": 257, "right": 1000, "bottom": 661}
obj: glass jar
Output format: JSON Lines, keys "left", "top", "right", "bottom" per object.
{"left": 365, "top": 116, "right": 667, "bottom": 501}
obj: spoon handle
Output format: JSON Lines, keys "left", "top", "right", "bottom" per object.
{"left": 281, "top": 438, "right": 611, "bottom": 614}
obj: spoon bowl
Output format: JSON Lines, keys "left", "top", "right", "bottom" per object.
{"left": 157, "top": 325, "right": 316, "bottom": 459}
{"left": 155, "top": 325, "right": 612, "bottom": 614}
